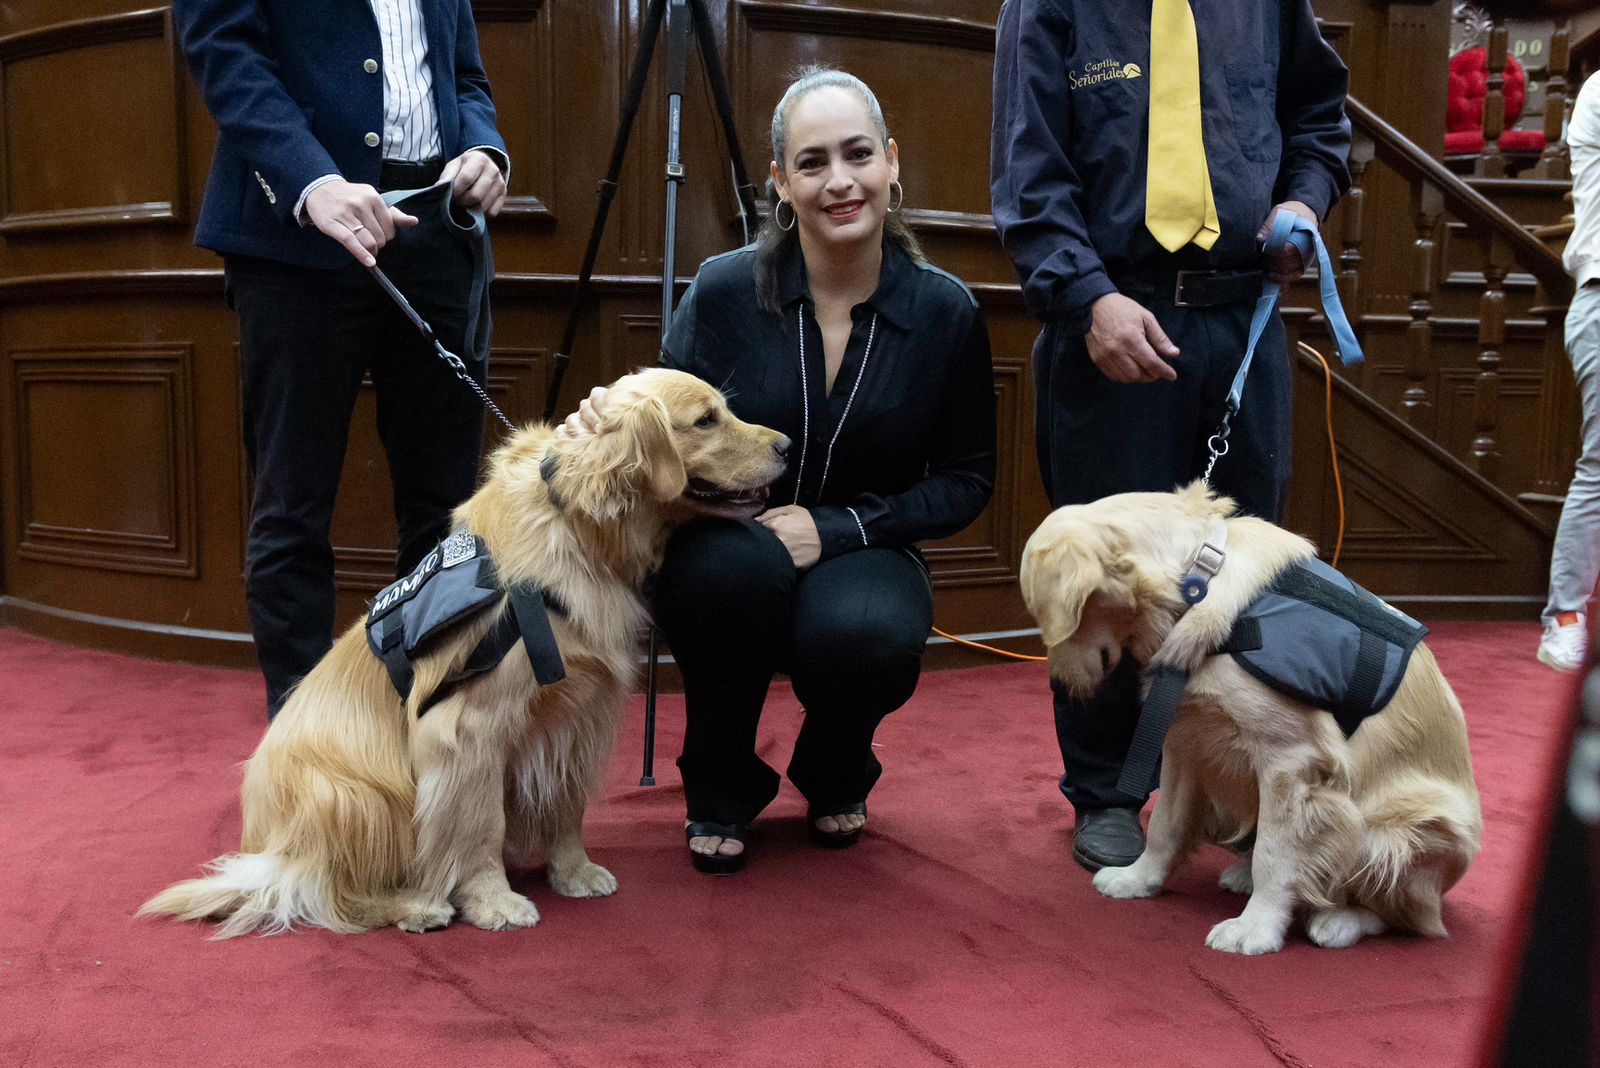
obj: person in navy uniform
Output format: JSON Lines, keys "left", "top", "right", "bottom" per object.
{"left": 174, "top": 0, "right": 510, "bottom": 718}
{"left": 990, "top": 0, "right": 1351, "bottom": 872}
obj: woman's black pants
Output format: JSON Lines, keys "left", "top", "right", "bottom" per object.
{"left": 653, "top": 518, "right": 934, "bottom": 826}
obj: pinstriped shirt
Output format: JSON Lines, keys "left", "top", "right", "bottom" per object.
{"left": 368, "top": 0, "right": 442, "bottom": 162}
{"left": 293, "top": 0, "right": 509, "bottom": 221}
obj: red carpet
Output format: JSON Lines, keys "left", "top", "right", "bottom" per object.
{"left": 0, "top": 622, "right": 1572, "bottom": 1067}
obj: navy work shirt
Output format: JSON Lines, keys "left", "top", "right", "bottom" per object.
{"left": 990, "top": 0, "right": 1352, "bottom": 324}
{"left": 661, "top": 240, "right": 997, "bottom": 562}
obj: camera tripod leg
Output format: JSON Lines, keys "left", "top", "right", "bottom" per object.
{"left": 543, "top": 0, "right": 767, "bottom": 788}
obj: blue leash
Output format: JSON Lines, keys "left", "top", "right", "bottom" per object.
{"left": 1201, "top": 210, "right": 1364, "bottom": 484}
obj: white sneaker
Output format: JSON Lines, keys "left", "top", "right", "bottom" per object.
{"left": 1538, "top": 614, "right": 1588, "bottom": 672}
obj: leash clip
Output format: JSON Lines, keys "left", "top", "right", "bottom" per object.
{"left": 435, "top": 343, "right": 468, "bottom": 374}
{"left": 1201, "top": 407, "right": 1234, "bottom": 487}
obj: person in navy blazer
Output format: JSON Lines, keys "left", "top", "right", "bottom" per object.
{"left": 174, "top": 0, "right": 511, "bottom": 718}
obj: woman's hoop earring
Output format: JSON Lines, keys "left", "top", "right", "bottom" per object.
{"left": 887, "top": 180, "right": 904, "bottom": 214}
{"left": 775, "top": 199, "right": 796, "bottom": 232}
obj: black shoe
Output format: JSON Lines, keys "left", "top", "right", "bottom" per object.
{"left": 1071, "top": 807, "right": 1145, "bottom": 872}
{"left": 807, "top": 801, "right": 867, "bottom": 849}
{"left": 686, "top": 821, "right": 747, "bottom": 875}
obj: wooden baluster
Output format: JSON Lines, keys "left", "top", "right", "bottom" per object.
{"left": 1403, "top": 180, "right": 1443, "bottom": 429}
{"left": 1532, "top": 20, "right": 1571, "bottom": 181}
{"left": 1472, "top": 235, "right": 1510, "bottom": 481}
{"left": 1476, "top": 20, "right": 1509, "bottom": 178}
{"left": 1338, "top": 134, "right": 1373, "bottom": 384}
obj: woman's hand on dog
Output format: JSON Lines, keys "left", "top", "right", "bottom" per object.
{"left": 1085, "top": 293, "right": 1180, "bottom": 384}
{"left": 558, "top": 386, "right": 609, "bottom": 438}
{"left": 756, "top": 505, "right": 821, "bottom": 569}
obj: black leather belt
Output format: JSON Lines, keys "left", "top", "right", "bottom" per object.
{"left": 379, "top": 158, "right": 445, "bottom": 192}
{"left": 1114, "top": 268, "right": 1265, "bottom": 308}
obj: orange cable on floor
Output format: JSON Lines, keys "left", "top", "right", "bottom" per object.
{"left": 1298, "top": 340, "right": 1347, "bottom": 568}
{"left": 930, "top": 627, "right": 1047, "bottom": 662}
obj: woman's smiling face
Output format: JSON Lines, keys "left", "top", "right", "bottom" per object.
{"left": 772, "top": 85, "right": 900, "bottom": 254}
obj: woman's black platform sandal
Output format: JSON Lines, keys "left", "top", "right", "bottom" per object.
{"left": 808, "top": 802, "right": 867, "bottom": 849}
{"left": 686, "top": 821, "right": 747, "bottom": 875}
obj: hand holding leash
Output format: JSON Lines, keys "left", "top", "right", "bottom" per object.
{"left": 438, "top": 149, "right": 508, "bottom": 217}
{"left": 305, "top": 179, "right": 418, "bottom": 266}
{"left": 1256, "top": 201, "right": 1317, "bottom": 284}
{"left": 1204, "top": 209, "right": 1363, "bottom": 486}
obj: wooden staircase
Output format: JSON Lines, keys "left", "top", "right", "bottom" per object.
{"left": 1280, "top": 83, "right": 1578, "bottom": 616}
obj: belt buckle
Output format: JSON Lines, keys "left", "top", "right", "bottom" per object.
{"left": 1173, "top": 270, "right": 1203, "bottom": 308}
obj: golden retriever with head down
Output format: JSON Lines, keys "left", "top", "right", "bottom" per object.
{"left": 141, "top": 368, "right": 788, "bottom": 937}
{"left": 1020, "top": 483, "right": 1481, "bottom": 955}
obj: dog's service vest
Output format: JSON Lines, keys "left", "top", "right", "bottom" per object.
{"left": 1218, "top": 557, "right": 1428, "bottom": 737}
{"left": 365, "top": 529, "right": 566, "bottom": 715}
{"left": 1116, "top": 557, "right": 1427, "bottom": 796}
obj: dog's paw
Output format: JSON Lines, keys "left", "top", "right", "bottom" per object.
{"left": 1205, "top": 915, "right": 1286, "bottom": 955}
{"left": 458, "top": 888, "right": 541, "bottom": 931}
{"left": 1092, "top": 864, "right": 1163, "bottom": 899}
{"left": 393, "top": 898, "right": 454, "bottom": 934}
{"left": 1307, "top": 907, "right": 1386, "bottom": 949}
{"left": 1218, "top": 859, "right": 1253, "bottom": 896}
{"left": 549, "top": 861, "right": 618, "bottom": 899}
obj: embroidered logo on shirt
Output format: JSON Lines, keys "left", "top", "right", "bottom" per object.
{"left": 1068, "top": 59, "right": 1143, "bottom": 90}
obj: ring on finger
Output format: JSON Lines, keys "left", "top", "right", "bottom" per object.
{"left": 349, "top": 222, "right": 366, "bottom": 233}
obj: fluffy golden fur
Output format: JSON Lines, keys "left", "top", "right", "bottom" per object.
{"left": 1019, "top": 483, "right": 1482, "bottom": 955}
{"left": 141, "top": 368, "right": 787, "bottom": 937}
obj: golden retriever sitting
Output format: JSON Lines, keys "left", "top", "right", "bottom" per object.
{"left": 1020, "top": 483, "right": 1481, "bottom": 955}
{"left": 142, "top": 368, "right": 788, "bottom": 937}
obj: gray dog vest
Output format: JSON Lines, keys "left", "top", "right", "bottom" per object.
{"left": 365, "top": 529, "right": 566, "bottom": 714}
{"left": 1117, "top": 557, "right": 1427, "bottom": 797}
{"left": 1218, "top": 557, "right": 1428, "bottom": 737}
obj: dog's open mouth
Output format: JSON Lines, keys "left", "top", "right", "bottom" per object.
{"left": 681, "top": 477, "right": 773, "bottom": 518}
{"left": 684, "top": 477, "right": 770, "bottom": 508}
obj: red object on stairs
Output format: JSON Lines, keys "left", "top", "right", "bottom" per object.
{"left": 1446, "top": 47, "right": 1546, "bottom": 156}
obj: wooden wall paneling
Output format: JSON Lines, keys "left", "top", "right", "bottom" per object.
{"left": 925, "top": 360, "right": 1018, "bottom": 582}
{"left": 0, "top": 0, "right": 1569, "bottom": 673}
{"left": 11, "top": 342, "right": 197, "bottom": 575}
{"left": 0, "top": 288, "right": 255, "bottom": 665}
{"left": 473, "top": 0, "right": 557, "bottom": 223}
{"left": 731, "top": 1, "right": 998, "bottom": 236}
{"left": 0, "top": 8, "right": 187, "bottom": 234}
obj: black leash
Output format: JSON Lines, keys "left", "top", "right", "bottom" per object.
{"left": 366, "top": 185, "right": 517, "bottom": 434}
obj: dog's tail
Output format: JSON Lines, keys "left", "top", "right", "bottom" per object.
{"left": 1351, "top": 773, "right": 1483, "bottom": 935}
{"left": 138, "top": 852, "right": 365, "bottom": 939}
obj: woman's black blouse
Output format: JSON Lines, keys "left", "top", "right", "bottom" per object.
{"left": 661, "top": 239, "right": 997, "bottom": 562}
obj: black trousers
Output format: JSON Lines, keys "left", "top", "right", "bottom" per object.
{"left": 653, "top": 518, "right": 935, "bottom": 825}
{"left": 1034, "top": 292, "right": 1290, "bottom": 810}
{"left": 225, "top": 195, "right": 488, "bottom": 718}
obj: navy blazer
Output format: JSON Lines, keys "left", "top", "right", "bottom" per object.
{"left": 174, "top": 0, "right": 508, "bottom": 268}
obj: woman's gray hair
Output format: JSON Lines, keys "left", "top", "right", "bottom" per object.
{"left": 770, "top": 66, "right": 891, "bottom": 173}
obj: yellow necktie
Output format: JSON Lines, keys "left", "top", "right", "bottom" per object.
{"left": 1146, "top": 0, "right": 1220, "bottom": 252}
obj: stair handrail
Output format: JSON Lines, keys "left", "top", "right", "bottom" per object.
{"left": 1345, "top": 94, "right": 1572, "bottom": 299}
